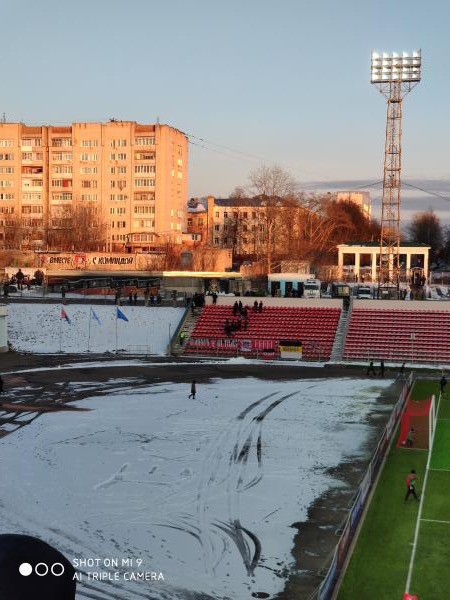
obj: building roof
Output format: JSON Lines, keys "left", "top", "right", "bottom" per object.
{"left": 338, "top": 242, "right": 431, "bottom": 248}
{"left": 213, "top": 198, "right": 269, "bottom": 208}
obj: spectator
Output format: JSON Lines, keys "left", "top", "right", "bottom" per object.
{"left": 440, "top": 375, "right": 447, "bottom": 394}
{"left": 258, "top": 300, "right": 263, "bottom": 312}
{"left": 253, "top": 300, "right": 258, "bottom": 312}
{"left": 15, "top": 269, "right": 25, "bottom": 290}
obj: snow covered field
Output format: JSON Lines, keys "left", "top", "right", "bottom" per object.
{"left": 0, "top": 372, "right": 392, "bottom": 600}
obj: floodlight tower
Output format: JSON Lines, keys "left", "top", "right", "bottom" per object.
{"left": 371, "top": 50, "right": 421, "bottom": 294}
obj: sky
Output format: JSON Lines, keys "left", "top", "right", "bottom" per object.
{"left": 3, "top": 0, "right": 450, "bottom": 223}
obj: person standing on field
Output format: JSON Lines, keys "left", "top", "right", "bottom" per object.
{"left": 404, "top": 469, "right": 419, "bottom": 502}
{"left": 188, "top": 380, "right": 196, "bottom": 399}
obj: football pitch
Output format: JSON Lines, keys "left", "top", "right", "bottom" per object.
{"left": 337, "top": 378, "right": 450, "bottom": 600}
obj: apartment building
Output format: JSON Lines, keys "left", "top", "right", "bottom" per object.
{"left": 0, "top": 120, "right": 188, "bottom": 251}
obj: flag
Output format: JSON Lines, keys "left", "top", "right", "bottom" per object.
{"left": 61, "top": 307, "right": 71, "bottom": 324}
{"left": 116, "top": 307, "right": 129, "bottom": 322}
{"left": 90, "top": 307, "right": 101, "bottom": 325}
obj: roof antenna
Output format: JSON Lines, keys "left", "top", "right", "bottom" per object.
{"left": 1, "top": 112, "right": 6, "bottom": 124}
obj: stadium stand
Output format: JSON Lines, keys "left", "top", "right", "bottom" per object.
{"left": 343, "top": 303, "right": 450, "bottom": 363}
{"left": 184, "top": 304, "right": 341, "bottom": 359}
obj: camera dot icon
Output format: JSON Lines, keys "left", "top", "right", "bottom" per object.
{"left": 18, "top": 561, "right": 65, "bottom": 576}
{"left": 19, "top": 563, "right": 33, "bottom": 576}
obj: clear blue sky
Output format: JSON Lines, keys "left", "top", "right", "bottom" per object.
{"left": 3, "top": 0, "right": 450, "bottom": 222}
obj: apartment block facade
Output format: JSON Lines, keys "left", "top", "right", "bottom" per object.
{"left": 0, "top": 121, "right": 188, "bottom": 251}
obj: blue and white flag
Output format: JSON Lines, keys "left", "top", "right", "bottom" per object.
{"left": 90, "top": 307, "right": 101, "bottom": 325}
{"left": 116, "top": 307, "right": 129, "bottom": 322}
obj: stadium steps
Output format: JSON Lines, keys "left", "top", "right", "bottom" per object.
{"left": 329, "top": 301, "right": 351, "bottom": 362}
{"left": 171, "top": 308, "right": 203, "bottom": 356}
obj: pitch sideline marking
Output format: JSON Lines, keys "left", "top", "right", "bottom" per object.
{"left": 420, "top": 518, "right": 450, "bottom": 525}
{"left": 405, "top": 391, "right": 441, "bottom": 594}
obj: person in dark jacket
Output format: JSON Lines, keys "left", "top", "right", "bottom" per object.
{"left": 188, "top": 380, "right": 197, "bottom": 399}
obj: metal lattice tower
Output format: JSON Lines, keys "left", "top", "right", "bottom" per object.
{"left": 371, "top": 51, "right": 421, "bottom": 291}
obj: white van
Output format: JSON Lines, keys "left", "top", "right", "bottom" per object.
{"left": 356, "top": 286, "right": 372, "bottom": 299}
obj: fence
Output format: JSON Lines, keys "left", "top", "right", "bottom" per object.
{"left": 310, "top": 372, "right": 414, "bottom": 600}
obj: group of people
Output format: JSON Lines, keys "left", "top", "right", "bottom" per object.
{"left": 366, "top": 359, "right": 385, "bottom": 377}
{"left": 224, "top": 317, "right": 248, "bottom": 337}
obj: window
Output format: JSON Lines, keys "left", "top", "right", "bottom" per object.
{"left": 22, "top": 205, "right": 43, "bottom": 214}
{"left": 52, "top": 138, "right": 72, "bottom": 147}
{"left": 134, "top": 205, "right": 155, "bottom": 214}
{"left": 80, "top": 153, "right": 97, "bottom": 161}
{"left": 117, "top": 153, "right": 126, "bottom": 160}
{"left": 0, "top": 167, "right": 14, "bottom": 174}
{"left": 81, "top": 139, "right": 98, "bottom": 147}
{"left": 21, "top": 138, "right": 41, "bottom": 147}
{"left": 0, "top": 140, "right": 13, "bottom": 147}
{"left": 117, "top": 166, "right": 127, "bottom": 174}
{"left": 252, "top": 212, "right": 257, "bottom": 219}
{"left": 134, "top": 192, "right": 155, "bottom": 201}
{"left": 81, "top": 180, "right": 97, "bottom": 188}
{"left": 242, "top": 212, "right": 248, "bottom": 219}
{"left": 134, "top": 165, "right": 155, "bottom": 173}
{"left": 223, "top": 212, "right": 228, "bottom": 218}
{"left": 53, "top": 165, "right": 73, "bottom": 174}
{"left": 22, "top": 192, "right": 42, "bottom": 201}
{"left": 110, "top": 139, "right": 127, "bottom": 147}
{"left": 0, "top": 181, "right": 13, "bottom": 187}
{"left": 0, "top": 153, "right": 14, "bottom": 160}
{"left": 197, "top": 218, "right": 203, "bottom": 226}
{"left": 214, "top": 237, "right": 220, "bottom": 245}
{"left": 0, "top": 193, "right": 14, "bottom": 200}
{"left": 215, "top": 211, "right": 219, "bottom": 218}
{"left": 187, "top": 218, "right": 192, "bottom": 226}
{"left": 214, "top": 225, "right": 220, "bottom": 231}
{"left": 135, "top": 137, "right": 155, "bottom": 146}
{"left": 110, "top": 180, "right": 126, "bottom": 189}
{"left": 134, "top": 151, "right": 155, "bottom": 160}
{"left": 52, "top": 193, "right": 72, "bottom": 201}
{"left": 80, "top": 167, "right": 98, "bottom": 174}
{"left": 134, "top": 178, "right": 155, "bottom": 187}
{"left": 81, "top": 194, "right": 98, "bottom": 201}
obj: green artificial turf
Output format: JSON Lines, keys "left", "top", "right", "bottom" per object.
{"left": 337, "top": 379, "right": 447, "bottom": 600}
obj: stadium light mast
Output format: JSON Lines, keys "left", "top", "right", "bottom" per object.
{"left": 371, "top": 50, "right": 421, "bottom": 295}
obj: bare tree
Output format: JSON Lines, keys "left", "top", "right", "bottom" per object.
{"left": 248, "top": 165, "right": 298, "bottom": 272}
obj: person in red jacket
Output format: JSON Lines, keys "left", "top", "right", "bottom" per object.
{"left": 405, "top": 469, "right": 420, "bottom": 502}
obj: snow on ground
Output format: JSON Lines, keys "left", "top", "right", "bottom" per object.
{"left": 0, "top": 375, "right": 392, "bottom": 600}
{"left": 7, "top": 302, "right": 184, "bottom": 354}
